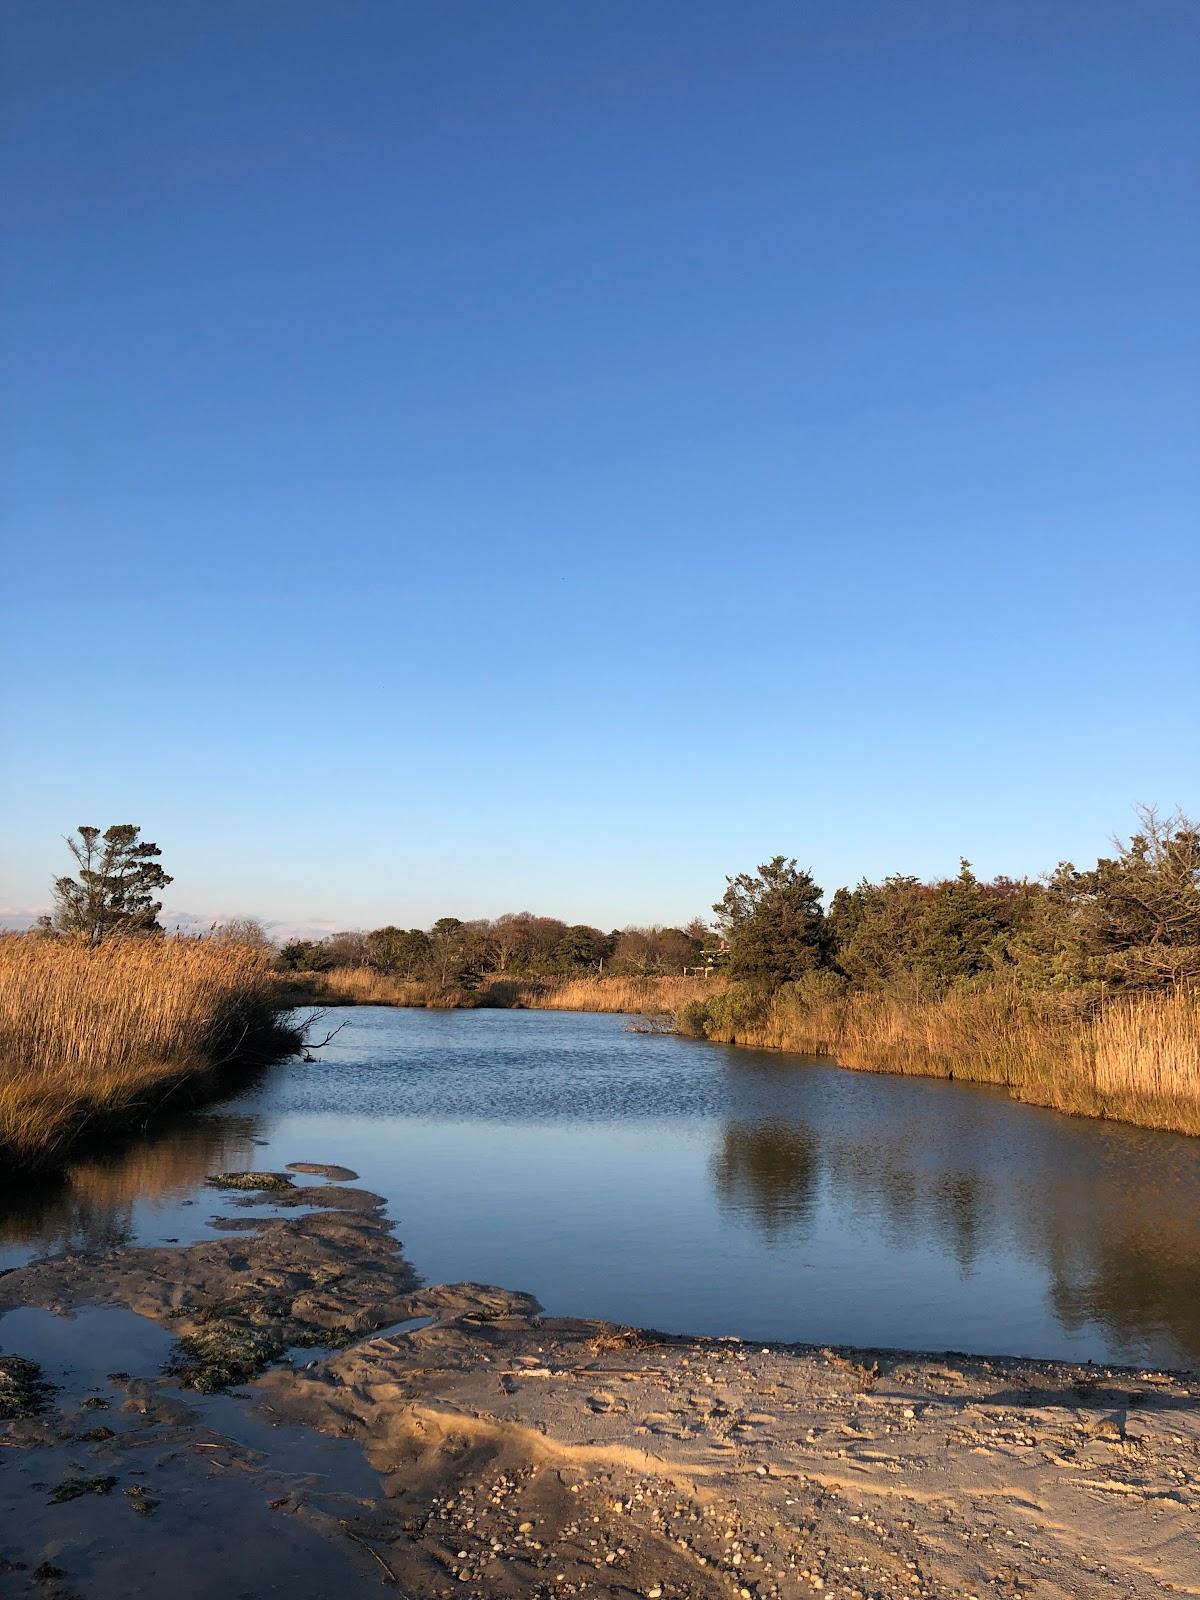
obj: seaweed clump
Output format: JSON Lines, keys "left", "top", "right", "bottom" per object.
{"left": 0, "top": 1354, "right": 55, "bottom": 1420}
{"left": 49, "top": 1475, "right": 117, "bottom": 1504}
{"left": 165, "top": 1289, "right": 369, "bottom": 1392}
{"left": 166, "top": 1321, "right": 284, "bottom": 1393}
{"left": 205, "top": 1171, "right": 295, "bottom": 1193}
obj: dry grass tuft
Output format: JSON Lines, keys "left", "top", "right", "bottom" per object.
{"left": 588, "top": 1325, "right": 666, "bottom": 1353}
{"left": 822, "top": 1350, "right": 880, "bottom": 1391}
{"left": 0, "top": 935, "right": 299, "bottom": 1170}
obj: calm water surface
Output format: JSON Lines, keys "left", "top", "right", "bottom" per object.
{"left": 4, "top": 1007, "right": 1199, "bottom": 1369}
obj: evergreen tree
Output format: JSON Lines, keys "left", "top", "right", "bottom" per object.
{"left": 714, "top": 857, "right": 829, "bottom": 983}
{"left": 46, "top": 824, "right": 172, "bottom": 942}
{"left": 554, "top": 924, "right": 611, "bottom": 972}
{"left": 1072, "top": 807, "right": 1200, "bottom": 986}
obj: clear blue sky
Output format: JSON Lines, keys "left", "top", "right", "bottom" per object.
{"left": 3, "top": 1, "right": 1197, "bottom": 934}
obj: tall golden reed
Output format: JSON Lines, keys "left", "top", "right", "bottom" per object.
{"left": 0, "top": 935, "right": 296, "bottom": 1169}
{"left": 688, "top": 983, "right": 1200, "bottom": 1135}
{"left": 282, "top": 966, "right": 439, "bottom": 1007}
{"left": 519, "top": 973, "right": 716, "bottom": 1015}
{"left": 291, "top": 967, "right": 717, "bottom": 1016}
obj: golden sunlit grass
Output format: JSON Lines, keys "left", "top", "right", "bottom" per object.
{"left": 284, "top": 966, "right": 439, "bottom": 1007}
{"left": 290, "top": 967, "right": 718, "bottom": 1016}
{"left": 684, "top": 982, "right": 1200, "bottom": 1135}
{"left": 0, "top": 936, "right": 299, "bottom": 1170}
{"left": 519, "top": 973, "right": 718, "bottom": 1015}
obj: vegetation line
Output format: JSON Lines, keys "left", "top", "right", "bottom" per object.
{"left": 0, "top": 937, "right": 302, "bottom": 1173}
{"left": 283, "top": 966, "right": 1200, "bottom": 1138}
{"left": 676, "top": 981, "right": 1200, "bottom": 1137}
{"left": 280, "top": 968, "right": 709, "bottom": 1017}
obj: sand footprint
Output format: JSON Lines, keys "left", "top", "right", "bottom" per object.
{"left": 586, "top": 1390, "right": 628, "bottom": 1414}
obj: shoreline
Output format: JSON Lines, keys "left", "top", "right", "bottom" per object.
{"left": 7, "top": 954, "right": 1194, "bottom": 1183}
{"left": 3, "top": 1171, "right": 1198, "bottom": 1600}
{"left": 284, "top": 971, "right": 1200, "bottom": 1140}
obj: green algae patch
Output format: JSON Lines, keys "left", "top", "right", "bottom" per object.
{"left": 49, "top": 1475, "right": 117, "bottom": 1504}
{"left": 166, "top": 1321, "right": 284, "bottom": 1392}
{"left": 289, "top": 1323, "right": 361, "bottom": 1350}
{"left": 205, "top": 1171, "right": 295, "bottom": 1193}
{"left": 166, "top": 1300, "right": 379, "bottom": 1391}
{"left": 0, "top": 1354, "right": 54, "bottom": 1420}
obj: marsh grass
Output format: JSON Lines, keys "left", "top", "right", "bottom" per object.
{"left": 280, "top": 967, "right": 439, "bottom": 1007}
{"left": 287, "top": 967, "right": 717, "bottom": 1016}
{"left": 0, "top": 936, "right": 300, "bottom": 1170}
{"left": 519, "top": 973, "right": 717, "bottom": 1015}
{"left": 681, "top": 982, "right": 1200, "bottom": 1135}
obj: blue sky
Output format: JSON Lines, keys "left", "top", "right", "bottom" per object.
{"left": 3, "top": 1, "right": 1197, "bottom": 933}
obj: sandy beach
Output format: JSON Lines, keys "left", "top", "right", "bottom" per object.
{"left": 2, "top": 1171, "right": 1197, "bottom": 1600}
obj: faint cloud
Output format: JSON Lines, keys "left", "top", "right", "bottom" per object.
{"left": 163, "top": 910, "right": 346, "bottom": 944}
{"left": 0, "top": 906, "right": 47, "bottom": 929}
{"left": 0, "top": 904, "right": 344, "bottom": 944}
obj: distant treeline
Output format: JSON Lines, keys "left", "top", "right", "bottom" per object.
{"left": 278, "top": 916, "right": 715, "bottom": 986}
{"left": 280, "top": 805, "right": 1199, "bottom": 999}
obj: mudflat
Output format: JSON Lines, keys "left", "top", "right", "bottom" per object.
{"left": 1, "top": 1173, "right": 1197, "bottom": 1600}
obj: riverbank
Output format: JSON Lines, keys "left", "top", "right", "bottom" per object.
{"left": 281, "top": 966, "right": 713, "bottom": 1016}
{"left": 0, "top": 937, "right": 301, "bottom": 1173}
{"left": 678, "top": 982, "right": 1200, "bottom": 1137}
{"left": 287, "top": 965, "right": 1200, "bottom": 1137}
{"left": 2, "top": 1169, "right": 1197, "bottom": 1600}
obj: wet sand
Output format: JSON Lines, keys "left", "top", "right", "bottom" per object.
{"left": 2, "top": 1171, "right": 1197, "bottom": 1600}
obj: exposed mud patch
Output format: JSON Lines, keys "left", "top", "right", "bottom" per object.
{"left": 287, "top": 1162, "right": 360, "bottom": 1181}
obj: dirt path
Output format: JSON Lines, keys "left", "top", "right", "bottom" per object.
{"left": 2, "top": 1173, "right": 1197, "bottom": 1600}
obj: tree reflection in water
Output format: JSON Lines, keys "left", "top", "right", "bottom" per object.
{"left": 711, "top": 1123, "right": 819, "bottom": 1238}
{"left": 1032, "top": 1184, "right": 1200, "bottom": 1364}
{"left": 711, "top": 1099, "right": 1200, "bottom": 1366}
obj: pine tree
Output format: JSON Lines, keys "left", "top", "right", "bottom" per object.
{"left": 46, "top": 824, "right": 172, "bottom": 942}
{"left": 714, "top": 856, "right": 829, "bottom": 983}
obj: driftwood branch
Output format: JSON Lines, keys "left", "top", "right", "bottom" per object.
{"left": 294, "top": 1008, "right": 349, "bottom": 1058}
{"left": 304, "top": 1020, "right": 348, "bottom": 1051}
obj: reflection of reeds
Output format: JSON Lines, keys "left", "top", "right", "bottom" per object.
{"left": 0, "top": 1115, "right": 260, "bottom": 1252}
{"left": 66, "top": 1117, "right": 260, "bottom": 1211}
{"left": 1025, "top": 1158, "right": 1200, "bottom": 1361}
{"left": 686, "top": 984, "right": 1200, "bottom": 1135}
{"left": 0, "top": 936, "right": 297, "bottom": 1169}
